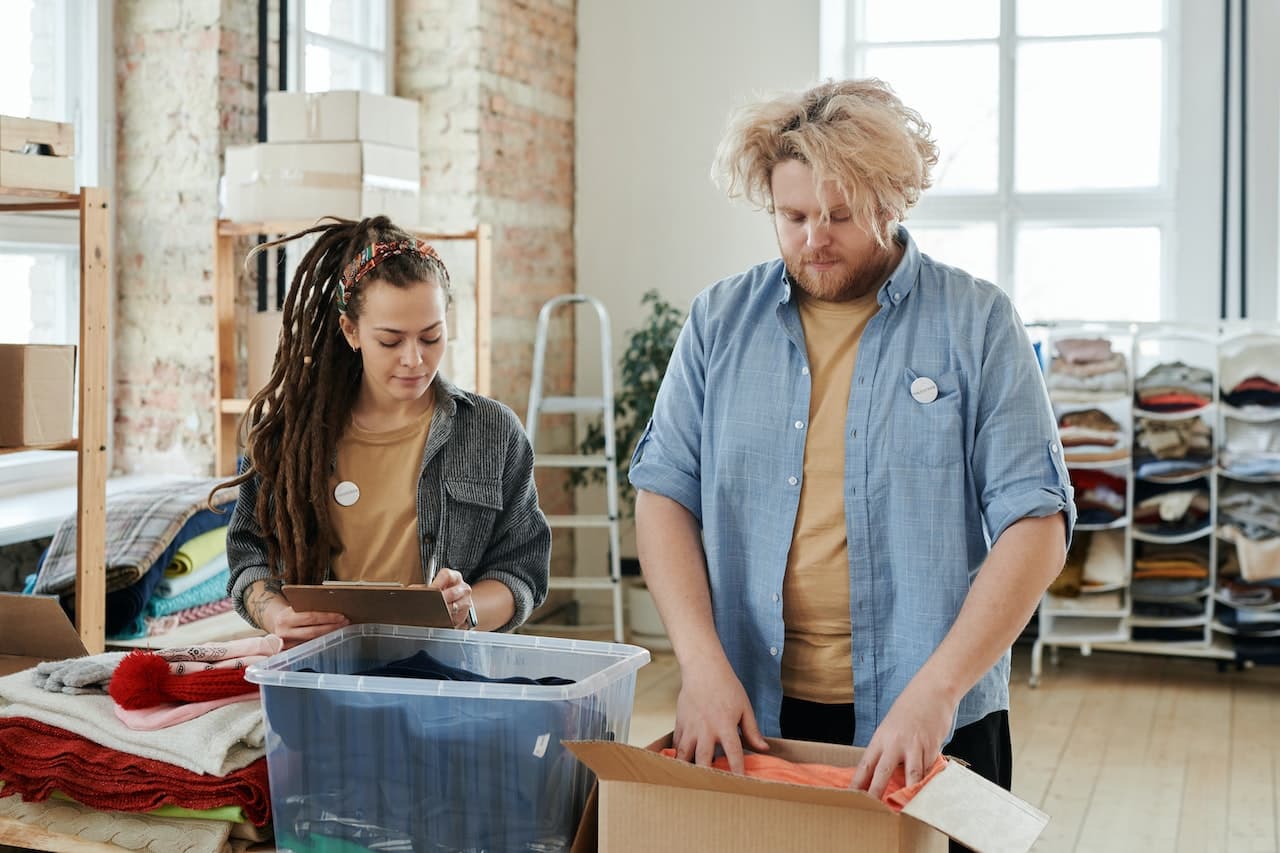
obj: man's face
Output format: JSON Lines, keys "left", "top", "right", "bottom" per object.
{"left": 771, "top": 159, "right": 891, "bottom": 302}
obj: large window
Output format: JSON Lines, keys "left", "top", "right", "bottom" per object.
{"left": 289, "top": 0, "right": 393, "bottom": 94}
{"left": 824, "top": 0, "right": 1191, "bottom": 323}
{"left": 0, "top": 0, "right": 110, "bottom": 489}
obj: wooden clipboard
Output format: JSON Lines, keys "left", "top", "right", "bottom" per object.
{"left": 282, "top": 582, "right": 454, "bottom": 628}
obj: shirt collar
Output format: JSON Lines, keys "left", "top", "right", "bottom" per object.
{"left": 778, "top": 224, "right": 921, "bottom": 308}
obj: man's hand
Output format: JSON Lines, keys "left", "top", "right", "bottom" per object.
{"left": 672, "top": 657, "right": 770, "bottom": 775}
{"left": 850, "top": 679, "right": 957, "bottom": 800}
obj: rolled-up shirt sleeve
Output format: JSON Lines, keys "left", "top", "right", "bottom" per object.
{"left": 972, "top": 295, "right": 1076, "bottom": 547}
{"left": 628, "top": 294, "right": 708, "bottom": 523}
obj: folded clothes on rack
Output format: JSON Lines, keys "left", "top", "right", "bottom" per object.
{"left": 1047, "top": 338, "right": 1129, "bottom": 399}
{"left": 1134, "top": 361, "right": 1213, "bottom": 411}
{"left": 1134, "top": 415, "right": 1212, "bottom": 462}
{"left": 1222, "top": 375, "right": 1280, "bottom": 409}
{"left": 1220, "top": 340, "right": 1280, "bottom": 392}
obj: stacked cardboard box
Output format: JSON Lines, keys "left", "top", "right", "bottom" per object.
{"left": 222, "top": 91, "right": 420, "bottom": 224}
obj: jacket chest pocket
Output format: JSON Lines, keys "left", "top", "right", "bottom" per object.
{"left": 890, "top": 368, "right": 966, "bottom": 467}
{"left": 443, "top": 478, "right": 504, "bottom": 570}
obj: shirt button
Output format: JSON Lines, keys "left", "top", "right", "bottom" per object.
{"left": 772, "top": 593, "right": 780, "bottom": 603}
{"left": 801, "top": 366, "right": 810, "bottom": 375}
{"left": 769, "top": 647, "right": 778, "bottom": 656}
{"left": 892, "top": 292, "right": 902, "bottom": 303}
{"left": 787, "top": 476, "right": 798, "bottom": 486}
{"left": 858, "top": 377, "right": 865, "bottom": 385}
{"left": 794, "top": 420, "right": 804, "bottom": 429}
{"left": 1051, "top": 443, "right": 1061, "bottom": 454}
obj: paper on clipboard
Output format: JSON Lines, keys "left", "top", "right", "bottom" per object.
{"left": 282, "top": 582, "right": 454, "bottom": 628}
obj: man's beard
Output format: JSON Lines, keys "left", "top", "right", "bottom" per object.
{"left": 784, "top": 249, "right": 895, "bottom": 303}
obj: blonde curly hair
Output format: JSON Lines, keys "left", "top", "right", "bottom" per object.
{"left": 712, "top": 78, "right": 939, "bottom": 247}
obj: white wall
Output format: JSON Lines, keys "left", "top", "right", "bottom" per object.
{"left": 574, "top": 1, "right": 820, "bottom": 567}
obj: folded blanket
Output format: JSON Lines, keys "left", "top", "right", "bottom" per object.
{"left": 156, "top": 553, "right": 229, "bottom": 599}
{"left": 147, "top": 569, "right": 231, "bottom": 618}
{"left": 0, "top": 791, "right": 235, "bottom": 853}
{"left": 0, "top": 669, "right": 263, "bottom": 776}
{"left": 164, "top": 527, "right": 229, "bottom": 578}
{"left": 35, "top": 479, "right": 237, "bottom": 596}
{"left": 0, "top": 717, "right": 270, "bottom": 825}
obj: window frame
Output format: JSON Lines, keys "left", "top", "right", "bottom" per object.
{"left": 819, "top": 0, "right": 1280, "bottom": 324}
{"left": 0, "top": 0, "right": 114, "bottom": 498}
{"left": 286, "top": 0, "right": 395, "bottom": 95}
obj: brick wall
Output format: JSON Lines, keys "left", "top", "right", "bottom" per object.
{"left": 112, "top": 0, "right": 263, "bottom": 474}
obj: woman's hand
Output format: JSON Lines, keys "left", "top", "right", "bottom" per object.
{"left": 269, "top": 604, "right": 350, "bottom": 648}
{"left": 245, "top": 579, "right": 347, "bottom": 648}
{"left": 425, "top": 568, "right": 478, "bottom": 629}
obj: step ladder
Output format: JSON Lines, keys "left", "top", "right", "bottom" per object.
{"left": 525, "top": 294, "right": 624, "bottom": 643}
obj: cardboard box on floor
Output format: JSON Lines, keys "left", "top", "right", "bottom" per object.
{"left": 567, "top": 734, "right": 1047, "bottom": 853}
{"left": 0, "top": 594, "right": 89, "bottom": 677}
{"left": 267, "top": 90, "right": 420, "bottom": 149}
{"left": 0, "top": 343, "right": 77, "bottom": 447}
{"left": 222, "top": 141, "right": 420, "bottom": 225}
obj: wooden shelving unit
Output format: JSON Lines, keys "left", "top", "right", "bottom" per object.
{"left": 212, "top": 220, "right": 492, "bottom": 477}
{"left": 0, "top": 185, "right": 109, "bottom": 655}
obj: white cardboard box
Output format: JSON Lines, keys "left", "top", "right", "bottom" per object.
{"left": 266, "top": 91, "right": 420, "bottom": 149}
{"left": 223, "top": 141, "right": 420, "bottom": 224}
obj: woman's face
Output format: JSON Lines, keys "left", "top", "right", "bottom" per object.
{"left": 339, "top": 278, "right": 448, "bottom": 405}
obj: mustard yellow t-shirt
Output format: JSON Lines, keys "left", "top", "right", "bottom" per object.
{"left": 329, "top": 404, "right": 434, "bottom": 585}
{"left": 781, "top": 290, "right": 879, "bottom": 703}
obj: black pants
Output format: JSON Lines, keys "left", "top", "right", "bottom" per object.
{"left": 780, "top": 696, "right": 1012, "bottom": 852}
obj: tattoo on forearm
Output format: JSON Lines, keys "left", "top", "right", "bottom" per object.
{"left": 247, "top": 578, "right": 285, "bottom": 630}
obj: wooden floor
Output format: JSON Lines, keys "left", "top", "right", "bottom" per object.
{"left": 626, "top": 644, "right": 1280, "bottom": 853}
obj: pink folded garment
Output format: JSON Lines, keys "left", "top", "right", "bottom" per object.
{"left": 113, "top": 692, "right": 260, "bottom": 731}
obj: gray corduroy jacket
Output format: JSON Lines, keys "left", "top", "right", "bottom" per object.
{"left": 226, "top": 377, "right": 551, "bottom": 632}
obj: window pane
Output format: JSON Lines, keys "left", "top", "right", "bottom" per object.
{"left": 304, "top": 43, "right": 366, "bottom": 92}
{"left": 858, "top": 0, "right": 998, "bottom": 42}
{"left": 1016, "top": 39, "right": 1162, "bottom": 191}
{"left": 305, "top": 0, "right": 385, "bottom": 50}
{"left": 906, "top": 223, "right": 997, "bottom": 285}
{"left": 0, "top": 1, "right": 34, "bottom": 118}
{"left": 861, "top": 46, "right": 998, "bottom": 193}
{"left": 1018, "top": 0, "right": 1163, "bottom": 37}
{"left": 1014, "top": 226, "right": 1160, "bottom": 322}
{"left": 0, "top": 252, "right": 78, "bottom": 345}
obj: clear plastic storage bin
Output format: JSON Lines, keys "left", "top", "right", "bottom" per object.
{"left": 246, "top": 624, "right": 650, "bottom": 853}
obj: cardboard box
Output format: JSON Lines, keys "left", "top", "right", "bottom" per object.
{"left": 223, "top": 141, "right": 420, "bottom": 225}
{"left": 0, "top": 344, "right": 77, "bottom": 447}
{"left": 567, "top": 734, "right": 1048, "bottom": 853}
{"left": 267, "top": 90, "right": 420, "bottom": 149}
{"left": 0, "top": 115, "right": 76, "bottom": 193}
{"left": 0, "top": 594, "right": 89, "bottom": 677}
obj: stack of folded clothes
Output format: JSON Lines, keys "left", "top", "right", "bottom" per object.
{"left": 1134, "top": 361, "right": 1213, "bottom": 413}
{"left": 1133, "top": 415, "right": 1214, "bottom": 480}
{"left": 1220, "top": 338, "right": 1280, "bottom": 410}
{"left": 1046, "top": 337, "right": 1129, "bottom": 401}
{"left": 1218, "top": 483, "right": 1280, "bottom": 582}
{"left": 0, "top": 637, "right": 279, "bottom": 851}
{"left": 30, "top": 479, "right": 237, "bottom": 639}
{"left": 1069, "top": 469, "right": 1127, "bottom": 526}
{"left": 1057, "top": 408, "right": 1128, "bottom": 464}
{"left": 1132, "top": 481, "right": 1211, "bottom": 537}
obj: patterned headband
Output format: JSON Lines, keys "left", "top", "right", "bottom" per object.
{"left": 338, "top": 238, "right": 443, "bottom": 311}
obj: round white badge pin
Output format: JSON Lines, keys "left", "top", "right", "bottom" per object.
{"left": 910, "top": 376, "right": 939, "bottom": 404}
{"left": 334, "top": 480, "right": 360, "bottom": 506}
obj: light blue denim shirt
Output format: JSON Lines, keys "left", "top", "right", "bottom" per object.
{"left": 630, "top": 226, "right": 1075, "bottom": 746}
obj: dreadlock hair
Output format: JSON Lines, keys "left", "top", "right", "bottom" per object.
{"left": 212, "top": 216, "right": 452, "bottom": 585}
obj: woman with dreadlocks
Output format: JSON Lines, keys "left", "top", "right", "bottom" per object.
{"left": 220, "top": 216, "right": 550, "bottom": 648}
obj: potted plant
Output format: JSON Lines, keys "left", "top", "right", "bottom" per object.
{"left": 570, "top": 289, "right": 684, "bottom": 646}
